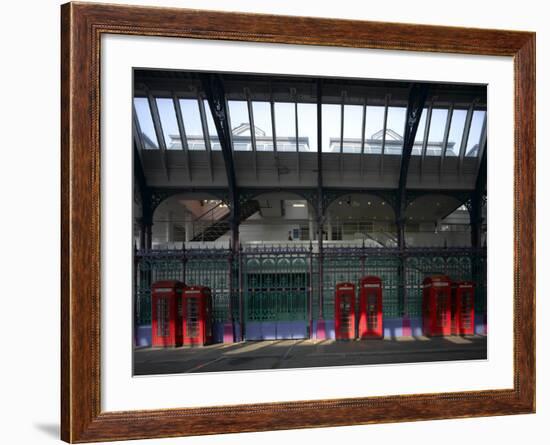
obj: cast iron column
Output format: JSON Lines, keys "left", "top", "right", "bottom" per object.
{"left": 396, "top": 83, "right": 429, "bottom": 336}
{"left": 316, "top": 79, "right": 326, "bottom": 340}
{"left": 201, "top": 73, "right": 241, "bottom": 342}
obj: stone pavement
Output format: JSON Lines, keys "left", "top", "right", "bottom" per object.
{"left": 133, "top": 335, "right": 487, "bottom": 375}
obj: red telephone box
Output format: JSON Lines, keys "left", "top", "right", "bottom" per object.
{"left": 151, "top": 280, "right": 184, "bottom": 347}
{"left": 182, "top": 286, "right": 213, "bottom": 346}
{"left": 335, "top": 282, "right": 356, "bottom": 340}
{"left": 451, "top": 281, "right": 475, "bottom": 335}
{"left": 422, "top": 275, "right": 452, "bottom": 336}
{"left": 358, "top": 276, "right": 383, "bottom": 339}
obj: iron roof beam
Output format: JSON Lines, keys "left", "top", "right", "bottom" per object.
{"left": 270, "top": 96, "right": 280, "bottom": 183}
{"left": 379, "top": 95, "right": 389, "bottom": 174}
{"left": 293, "top": 88, "right": 301, "bottom": 183}
{"left": 420, "top": 100, "right": 433, "bottom": 180}
{"left": 172, "top": 94, "right": 192, "bottom": 182}
{"left": 146, "top": 89, "right": 169, "bottom": 181}
{"left": 245, "top": 88, "right": 258, "bottom": 181}
{"left": 360, "top": 98, "right": 367, "bottom": 177}
{"left": 197, "top": 94, "right": 214, "bottom": 182}
{"left": 439, "top": 103, "right": 454, "bottom": 181}
{"left": 458, "top": 101, "right": 475, "bottom": 175}
{"left": 476, "top": 112, "right": 488, "bottom": 171}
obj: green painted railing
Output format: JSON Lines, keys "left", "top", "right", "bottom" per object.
{"left": 135, "top": 247, "right": 486, "bottom": 326}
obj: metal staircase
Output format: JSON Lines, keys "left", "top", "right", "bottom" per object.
{"left": 191, "top": 200, "right": 260, "bottom": 242}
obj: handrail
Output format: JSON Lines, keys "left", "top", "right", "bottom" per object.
{"left": 194, "top": 201, "right": 229, "bottom": 222}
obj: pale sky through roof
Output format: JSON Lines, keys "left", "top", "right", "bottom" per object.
{"left": 134, "top": 97, "right": 485, "bottom": 154}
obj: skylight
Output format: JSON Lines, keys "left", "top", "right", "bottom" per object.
{"left": 342, "top": 104, "right": 363, "bottom": 154}
{"left": 425, "top": 108, "right": 448, "bottom": 156}
{"left": 445, "top": 109, "right": 467, "bottom": 157}
{"left": 228, "top": 100, "right": 252, "bottom": 151}
{"left": 364, "top": 106, "right": 385, "bottom": 154}
{"left": 179, "top": 99, "right": 206, "bottom": 151}
{"left": 251, "top": 101, "right": 274, "bottom": 151}
{"left": 465, "top": 110, "right": 486, "bottom": 157}
{"left": 203, "top": 100, "right": 221, "bottom": 151}
{"left": 134, "top": 97, "right": 159, "bottom": 149}
{"left": 274, "top": 102, "right": 297, "bottom": 152}
{"left": 134, "top": 89, "right": 485, "bottom": 165}
{"left": 297, "top": 103, "right": 317, "bottom": 152}
{"left": 155, "top": 98, "right": 179, "bottom": 150}
{"left": 322, "top": 104, "right": 341, "bottom": 153}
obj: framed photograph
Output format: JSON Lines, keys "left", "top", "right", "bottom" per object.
{"left": 61, "top": 2, "right": 535, "bottom": 442}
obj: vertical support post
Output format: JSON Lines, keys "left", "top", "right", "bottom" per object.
{"left": 361, "top": 239, "right": 366, "bottom": 277}
{"left": 133, "top": 244, "right": 139, "bottom": 347}
{"left": 166, "top": 211, "right": 174, "bottom": 244}
{"left": 139, "top": 219, "right": 146, "bottom": 250}
{"left": 316, "top": 80, "right": 326, "bottom": 340}
{"left": 308, "top": 207, "right": 315, "bottom": 241}
{"left": 226, "top": 246, "right": 237, "bottom": 343}
{"left": 238, "top": 244, "right": 245, "bottom": 341}
{"left": 396, "top": 216, "right": 407, "bottom": 336}
{"left": 472, "top": 145, "right": 487, "bottom": 249}
{"left": 471, "top": 145, "right": 487, "bottom": 334}
{"left": 142, "top": 192, "right": 153, "bottom": 252}
{"left": 145, "top": 223, "right": 153, "bottom": 251}
{"left": 397, "top": 83, "right": 429, "bottom": 337}
{"left": 308, "top": 241, "right": 314, "bottom": 339}
{"left": 184, "top": 211, "right": 192, "bottom": 243}
{"left": 201, "top": 73, "right": 240, "bottom": 342}
{"left": 181, "top": 242, "right": 187, "bottom": 285}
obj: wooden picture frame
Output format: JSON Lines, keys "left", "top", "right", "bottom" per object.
{"left": 61, "top": 2, "right": 535, "bottom": 442}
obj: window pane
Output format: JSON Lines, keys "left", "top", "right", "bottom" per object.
{"left": 179, "top": 99, "right": 205, "bottom": 151}
{"left": 426, "top": 108, "right": 448, "bottom": 156}
{"left": 203, "top": 100, "right": 221, "bottom": 151}
{"left": 342, "top": 105, "right": 363, "bottom": 154}
{"left": 228, "top": 100, "right": 251, "bottom": 151}
{"left": 364, "top": 106, "right": 385, "bottom": 154}
{"left": 274, "top": 102, "right": 296, "bottom": 152}
{"left": 465, "top": 110, "right": 486, "bottom": 157}
{"left": 412, "top": 108, "right": 428, "bottom": 155}
{"left": 298, "top": 103, "right": 317, "bottom": 152}
{"left": 445, "top": 109, "right": 467, "bottom": 157}
{"left": 134, "top": 97, "right": 158, "bottom": 149}
{"left": 252, "top": 102, "right": 273, "bottom": 151}
{"left": 385, "top": 107, "right": 406, "bottom": 155}
{"left": 156, "top": 98, "right": 180, "bottom": 150}
{"left": 322, "top": 104, "right": 341, "bottom": 152}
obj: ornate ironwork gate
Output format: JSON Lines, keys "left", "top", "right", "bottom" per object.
{"left": 241, "top": 248, "right": 310, "bottom": 339}
{"left": 135, "top": 246, "right": 487, "bottom": 342}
